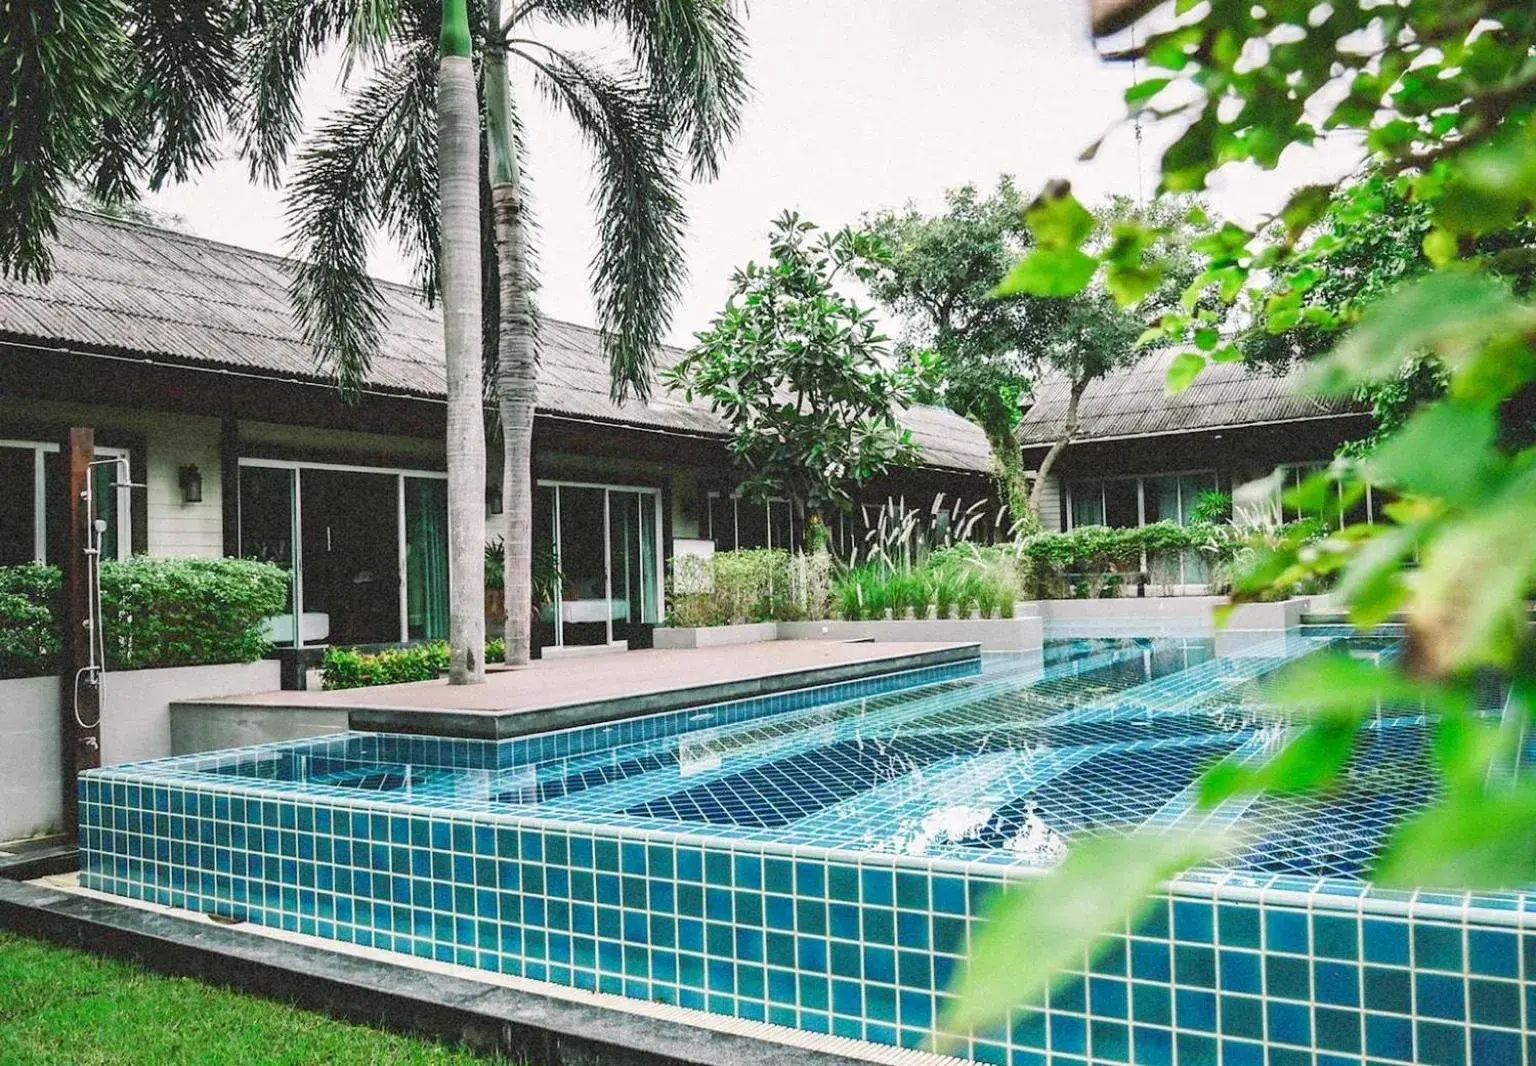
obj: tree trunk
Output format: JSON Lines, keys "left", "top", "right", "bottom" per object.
{"left": 1028, "top": 376, "right": 1087, "bottom": 519}
{"left": 486, "top": 0, "right": 536, "bottom": 666}
{"left": 438, "top": 0, "right": 486, "bottom": 684}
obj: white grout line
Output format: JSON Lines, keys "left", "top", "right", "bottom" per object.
{"left": 40, "top": 875, "right": 975, "bottom": 1066}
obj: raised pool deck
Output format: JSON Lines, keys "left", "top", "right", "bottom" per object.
{"left": 179, "top": 641, "right": 981, "bottom": 741}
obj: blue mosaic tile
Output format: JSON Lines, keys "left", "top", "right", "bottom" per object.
{"left": 78, "top": 633, "right": 1534, "bottom": 1065}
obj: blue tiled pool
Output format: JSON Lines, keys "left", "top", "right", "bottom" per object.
{"left": 81, "top": 631, "right": 1533, "bottom": 1065}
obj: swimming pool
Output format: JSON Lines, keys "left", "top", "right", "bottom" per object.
{"left": 80, "top": 631, "right": 1532, "bottom": 1065}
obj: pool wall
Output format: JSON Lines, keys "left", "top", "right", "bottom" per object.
{"left": 80, "top": 758, "right": 1532, "bottom": 1066}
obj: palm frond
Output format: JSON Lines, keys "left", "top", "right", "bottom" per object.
{"left": 531, "top": 0, "right": 748, "bottom": 180}
{"left": 234, "top": 0, "right": 357, "bottom": 185}
{"left": 514, "top": 43, "right": 685, "bottom": 400}
{"left": 0, "top": 0, "right": 128, "bottom": 280}
{"left": 284, "top": 43, "right": 438, "bottom": 395}
{"left": 128, "top": 0, "right": 241, "bottom": 189}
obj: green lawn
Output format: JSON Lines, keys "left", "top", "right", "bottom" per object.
{"left": 0, "top": 932, "right": 505, "bottom": 1064}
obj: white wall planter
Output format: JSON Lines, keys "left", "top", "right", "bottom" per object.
{"left": 0, "top": 675, "right": 64, "bottom": 843}
{"left": 653, "top": 622, "right": 780, "bottom": 650}
{"left": 776, "top": 615, "right": 1043, "bottom": 653}
{"left": 0, "top": 659, "right": 281, "bottom": 843}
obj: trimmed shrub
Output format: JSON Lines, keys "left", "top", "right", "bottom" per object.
{"left": 0, "top": 565, "right": 61, "bottom": 679}
{"left": 0, "top": 558, "right": 288, "bottom": 679}
{"left": 322, "top": 637, "right": 508, "bottom": 690}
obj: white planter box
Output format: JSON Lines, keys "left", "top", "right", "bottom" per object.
{"left": 776, "top": 615, "right": 1043, "bottom": 653}
{"left": 652, "top": 622, "right": 779, "bottom": 649}
{"left": 0, "top": 660, "right": 280, "bottom": 843}
{"left": 1023, "top": 595, "right": 1315, "bottom": 641}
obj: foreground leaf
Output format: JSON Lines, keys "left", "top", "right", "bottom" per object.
{"left": 936, "top": 831, "right": 1224, "bottom": 1050}
{"left": 1376, "top": 788, "right": 1536, "bottom": 890}
{"left": 992, "top": 247, "right": 1098, "bottom": 298}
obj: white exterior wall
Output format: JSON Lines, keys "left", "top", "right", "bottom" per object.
{"left": 144, "top": 415, "right": 223, "bottom": 556}
{"left": 0, "top": 396, "right": 224, "bottom": 558}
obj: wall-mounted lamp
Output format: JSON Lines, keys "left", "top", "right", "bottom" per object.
{"left": 487, "top": 485, "right": 503, "bottom": 515}
{"left": 178, "top": 464, "right": 203, "bottom": 504}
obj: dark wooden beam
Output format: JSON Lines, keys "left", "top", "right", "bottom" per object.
{"left": 59, "top": 427, "right": 101, "bottom": 833}
{"left": 221, "top": 419, "right": 241, "bottom": 558}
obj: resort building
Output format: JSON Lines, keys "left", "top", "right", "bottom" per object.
{"left": 0, "top": 211, "right": 993, "bottom": 653}
{"left": 1021, "top": 352, "right": 1374, "bottom": 536}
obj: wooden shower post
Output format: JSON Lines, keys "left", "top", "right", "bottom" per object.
{"left": 60, "top": 427, "right": 101, "bottom": 833}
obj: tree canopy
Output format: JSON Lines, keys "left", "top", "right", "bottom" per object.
{"left": 867, "top": 182, "right": 1203, "bottom": 527}
{"left": 0, "top": 0, "right": 241, "bottom": 280}
{"left": 664, "top": 212, "right": 920, "bottom": 520}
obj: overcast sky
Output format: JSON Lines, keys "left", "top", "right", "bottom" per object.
{"left": 143, "top": 0, "right": 1363, "bottom": 347}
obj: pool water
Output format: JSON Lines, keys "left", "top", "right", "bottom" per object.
{"left": 81, "top": 631, "right": 1532, "bottom": 1066}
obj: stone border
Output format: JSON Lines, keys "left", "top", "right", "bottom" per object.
{"left": 0, "top": 878, "right": 882, "bottom": 1066}
{"left": 347, "top": 643, "right": 983, "bottom": 740}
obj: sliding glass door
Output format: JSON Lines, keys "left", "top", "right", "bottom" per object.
{"left": 542, "top": 481, "right": 662, "bottom": 649}
{"left": 237, "top": 460, "right": 449, "bottom": 647}
{"left": 404, "top": 477, "right": 449, "bottom": 641}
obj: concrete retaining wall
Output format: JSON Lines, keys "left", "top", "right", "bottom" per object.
{"left": 0, "top": 660, "right": 281, "bottom": 842}
{"left": 652, "top": 622, "right": 778, "bottom": 650}
{"left": 170, "top": 702, "right": 346, "bottom": 756}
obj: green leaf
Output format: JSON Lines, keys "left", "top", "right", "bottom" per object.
{"left": 1375, "top": 788, "right": 1536, "bottom": 890}
{"left": 1368, "top": 402, "right": 1500, "bottom": 505}
{"left": 936, "top": 831, "right": 1225, "bottom": 1049}
{"left": 1421, "top": 226, "right": 1459, "bottom": 267}
{"left": 992, "top": 247, "right": 1098, "bottom": 298}
{"left": 1125, "top": 78, "right": 1171, "bottom": 108}
{"left": 1199, "top": 656, "right": 1432, "bottom": 806}
{"left": 1308, "top": 273, "right": 1536, "bottom": 394}
{"left": 1106, "top": 263, "right": 1164, "bottom": 308}
{"left": 1165, "top": 352, "right": 1207, "bottom": 395}
{"left": 1279, "top": 184, "right": 1334, "bottom": 241}
{"left": 1025, "top": 190, "right": 1096, "bottom": 251}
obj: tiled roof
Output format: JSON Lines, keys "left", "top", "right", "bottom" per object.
{"left": 0, "top": 210, "right": 993, "bottom": 473}
{"left": 1016, "top": 349, "right": 1364, "bottom": 447}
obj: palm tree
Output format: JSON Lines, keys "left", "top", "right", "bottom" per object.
{"left": 0, "top": 0, "right": 241, "bottom": 279}
{"left": 437, "top": 0, "right": 488, "bottom": 683}
{"left": 243, "top": 0, "right": 747, "bottom": 665}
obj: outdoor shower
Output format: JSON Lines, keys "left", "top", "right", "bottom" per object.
{"left": 71, "top": 456, "right": 142, "bottom": 742}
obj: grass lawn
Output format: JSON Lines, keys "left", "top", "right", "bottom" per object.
{"left": 0, "top": 932, "right": 505, "bottom": 1064}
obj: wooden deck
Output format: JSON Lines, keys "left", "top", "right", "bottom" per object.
{"left": 183, "top": 641, "right": 981, "bottom": 740}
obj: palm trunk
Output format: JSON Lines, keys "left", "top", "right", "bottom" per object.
{"left": 486, "top": 0, "right": 535, "bottom": 666}
{"left": 1027, "top": 376, "right": 1087, "bottom": 518}
{"left": 438, "top": 0, "right": 486, "bottom": 684}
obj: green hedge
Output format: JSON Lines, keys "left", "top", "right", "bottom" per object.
{"left": 0, "top": 558, "right": 289, "bottom": 680}
{"left": 322, "top": 638, "right": 507, "bottom": 690}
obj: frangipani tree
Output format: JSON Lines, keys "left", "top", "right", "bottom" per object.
{"left": 242, "top": 0, "right": 747, "bottom": 667}
{"left": 664, "top": 213, "right": 922, "bottom": 534}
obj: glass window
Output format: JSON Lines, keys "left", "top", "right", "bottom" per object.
{"left": 0, "top": 446, "right": 36, "bottom": 564}
{"left": 736, "top": 498, "right": 768, "bottom": 549}
{"left": 1069, "top": 480, "right": 1105, "bottom": 528}
{"left": 707, "top": 492, "right": 734, "bottom": 550}
{"left": 767, "top": 499, "right": 796, "bottom": 551}
{"left": 1104, "top": 480, "right": 1140, "bottom": 528}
